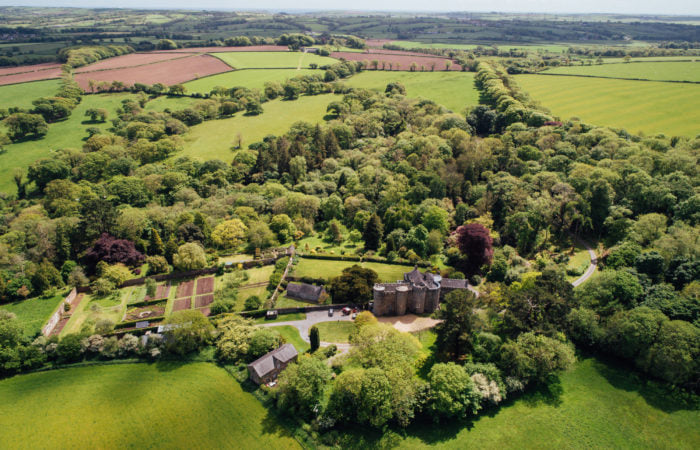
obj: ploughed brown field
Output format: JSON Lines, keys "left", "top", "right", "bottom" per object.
{"left": 175, "top": 280, "right": 195, "bottom": 299}
{"left": 0, "top": 64, "right": 62, "bottom": 85}
{"left": 331, "top": 51, "right": 462, "bottom": 71}
{"left": 194, "top": 294, "right": 214, "bottom": 308}
{"left": 74, "top": 52, "right": 196, "bottom": 73}
{"left": 74, "top": 54, "right": 232, "bottom": 90}
{"left": 365, "top": 48, "right": 437, "bottom": 57}
{"left": 172, "top": 298, "right": 191, "bottom": 312}
{"left": 153, "top": 45, "right": 290, "bottom": 53}
{"left": 196, "top": 277, "right": 215, "bottom": 295}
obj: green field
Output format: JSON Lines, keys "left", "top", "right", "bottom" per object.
{"left": 143, "top": 95, "right": 199, "bottom": 112}
{"left": 212, "top": 52, "right": 337, "bottom": 69}
{"left": 0, "top": 293, "right": 65, "bottom": 337}
{"left": 245, "top": 265, "right": 275, "bottom": 284}
{"left": 313, "top": 320, "right": 354, "bottom": 343}
{"left": 517, "top": 74, "right": 700, "bottom": 136}
{"left": 602, "top": 56, "right": 700, "bottom": 64}
{"left": 270, "top": 325, "right": 310, "bottom": 352}
{"left": 342, "top": 357, "right": 700, "bottom": 448}
{"left": 342, "top": 71, "right": 478, "bottom": 113}
{"left": 180, "top": 94, "right": 337, "bottom": 161}
{"left": 0, "top": 92, "right": 135, "bottom": 194}
{"left": 0, "top": 79, "right": 61, "bottom": 109}
{"left": 293, "top": 258, "right": 409, "bottom": 282}
{"left": 184, "top": 68, "right": 320, "bottom": 94}
{"left": 0, "top": 363, "right": 301, "bottom": 449}
{"left": 275, "top": 294, "right": 316, "bottom": 309}
{"left": 388, "top": 41, "right": 571, "bottom": 53}
{"left": 543, "top": 61, "right": 700, "bottom": 82}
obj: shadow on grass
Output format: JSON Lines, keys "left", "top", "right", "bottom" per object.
{"left": 588, "top": 355, "right": 699, "bottom": 413}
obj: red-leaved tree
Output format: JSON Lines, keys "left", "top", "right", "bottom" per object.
{"left": 85, "top": 233, "right": 144, "bottom": 269}
{"left": 455, "top": 223, "right": 494, "bottom": 275}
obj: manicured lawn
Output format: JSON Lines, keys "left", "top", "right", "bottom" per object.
{"left": 60, "top": 288, "right": 136, "bottom": 336}
{"left": 0, "top": 79, "right": 61, "bottom": 109}
{"left": 0, "top": 293, "right": 65, "bottom": 337}
{"left": 0, "top": 92, "right": 136, "bottom": 194}
{"left": 212, "top": 51, "right": 337, "bottom": 69}
{"left": 218, "top": 254, "right": 254, "bottom": 264}
{"left": 235, "top": 285, "right": 268, "bottom": 312}
{"left": 516, "top": 74, "right": 700, "bottom": 136}
{"left": 184, "top": 68, "right": 320, "bottom": 94}
{"left": 179, "top": 94, "right": 337, "bottom": 161}
{"left": 543, "top": 61, "right": 700, "bottom": 82}
{"left": 270, "top": 325, "right": 310, "bottom": 352}
{"left": 276, "top": 295, "right": 315, "bottom": 309}
{"left": 0, "top": 362, "right": 301, "bottom": 449}
{"left": 337, "top": 357, "right": 700, "bottom": 448}
{"left": 312, "top": 320, "right": 354, "bottom": 343}
{"left": 293, "top": 258, "right": 409, "bottom": 282}
{"left": 342, "top": 71, "right": 478, "bottom": 113}
{"left": 566, "top": 243, "right": 593, "bottom": 282}
{"left": 245, "top": 265, "right": 275, "bottom": 284}
{"left": 254, "top": 312, "right": 306, "bottom": 324}
{"left": 296, "top": 235, "right": 363, "bottom": 256}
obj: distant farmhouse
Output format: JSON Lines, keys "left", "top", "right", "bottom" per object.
{"left": 286, "top": 282, "right": 326, "bottom": 303}
{"left": 372, "top": 268, "right": 470, "bottom": 316}
{"left": 247, "top": 344, "right": 298, "bottom": 385}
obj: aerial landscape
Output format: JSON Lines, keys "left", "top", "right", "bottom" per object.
{"left": 0, "top": 2, "right": 698, "bottom": 449}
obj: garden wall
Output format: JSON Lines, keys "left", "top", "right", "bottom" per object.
{"left": 41, "top": 288, "right": 77, "bottom": 336}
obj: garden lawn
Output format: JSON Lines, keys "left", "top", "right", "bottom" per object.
{"left": 246, "top": 265, "right": 275, "bottom": 284}
{"left": 0, "top": 79, "right": 61, "bottom": 109}
{"left": 235, "top": 286, "right": 268, "bottom": 312}
{"left": 296, "top": 234, "right": 363, "bottom": 256}
{"left": 60, "top": 286, "right": 141, "bottom": 336}
{"left": 348, "top": 357, "right": 699, "bottom": 449}
{"left": 254, "top": 312, "right": 306, "bottom": 324}
{"left": 312, "top": 320, "right": 354, "bottom": 343}
{"left": 543, "top": 61, "right": 700, "bottom": 82}
{"left": 276, "top": 295, "right": 315, "bottom": 309}
{"left": 184, "top": 68, "right": 320, "bottom": 94}
{"left": 293, "top": 258, "right": 409, "bottom": 282}
{"left": 516, "top": 74, "right": 700, "bottom": 136}
{"left": 0, "top": 293, "right": 65, "bottom": 337}
{"left": 342, "top": 71, "right": 478, "bottom": 112}
{"left": 0, "top": 92, "right": 136, "bottom": 194}
{"left": 270, "top": 325, "right": 310, "bottom": 352}
{"left": 0, "top": 362, "right": 301, "bottom": 449}
{"left": 212, "top": 52, "right": 337, "bottom": 69}
{"left": 179, "top": 94, "right": 337, "bottom": 161}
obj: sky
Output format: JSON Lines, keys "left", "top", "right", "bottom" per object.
{"left": 2, "top": 1, "right": 699, "bottom": 16}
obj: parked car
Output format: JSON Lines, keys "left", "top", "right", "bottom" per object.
{"left": 342, "top": 307, "right": 352, "bottom": 315}
{"left": 352, "top": 313, "right": 357, "bottom": 320}
{"left": 328, "top": 308, "right": 334, "bottom": 316}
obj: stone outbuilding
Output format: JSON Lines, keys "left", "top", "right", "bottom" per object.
{"left": 372, "top": 268, "right": 470, "bottom": 316}
{"left": 247, "top": 344, "right": 298, "bottom": 385}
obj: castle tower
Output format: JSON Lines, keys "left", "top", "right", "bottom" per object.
{"left": 410, "top": 286, "right": 426, "bottom": 314}
{"left": 372, "top": 285, "right": 386, "bottom": 316}
{"left": 396, "top": 285, "right": 409, "bottom": 316}
{"left": 425, "top": 287, "right": 440, "bottom": 313}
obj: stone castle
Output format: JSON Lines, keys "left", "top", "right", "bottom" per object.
{"left": 372, "top": 268, "right": 470, "bottom": 316}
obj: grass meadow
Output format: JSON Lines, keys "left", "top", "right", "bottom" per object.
{"left": 312, "top": 320, "right": 354, "bottom": 343}
{"left": 341, "top": 71, "right": 478, "bottom": 113}
{"left": 184, "top": 68, "right": 320, "bottom": 94}
{"left": 543, "top": 61, "right": 700, "bottom": 82}
{"left": 339, "top": 357, "right": 700, "bottom": 449}
{"left": 270, "top": 325, "right": 310, "bottom": 352}
{"left": 0, "top": 92, "right": 135, "bottom": 194}
{"left": 212, "top": 52, "right": 337, "bottom": 69}
{"left": 388, "top": 41, "right": 572, "bottom": 53}
{"left": 180, "top": 94, "right": 337, "bottom": 161}
{"left": 0, "top": 362, "right": 301, "bottom": 449}
{"left": 293, "top": 258, "right": 409, "bottom": 282}
{"left": 516, "top": 74, "right": 700, "bottom": 136}
{"left": 0, "top": 79, "right": 61, "bottom": 109}
{"left": 0, "top": 293, "right": 65, "bottom": 337}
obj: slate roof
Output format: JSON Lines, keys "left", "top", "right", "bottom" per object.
{"left": 440, "top": 278, "right": 469, "bottom": 289}
{"left": 286, "top": 282, "right": 325, "bottom": 302}
{"left": 248, "top": 344, "right": 298, "bottom": 379}
{"left": 404, "top": 267, "right": 439, "bottom": 289}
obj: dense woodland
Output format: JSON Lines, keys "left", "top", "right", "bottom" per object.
{"left": 0, "top": 9, "right": 698, "bottom": 440}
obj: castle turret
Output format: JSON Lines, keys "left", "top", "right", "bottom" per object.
{"left": 425, "top": 287, "right": 440, "bottom": 313}
{"left": 372, "top": 285, "right": 386, "bottom": 316}
{"left": 410, "top": 286, "right": 426, "bottom": 314}
{"left": 396, "top": 285, "right": 409, "bottom": 316}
